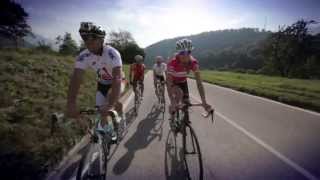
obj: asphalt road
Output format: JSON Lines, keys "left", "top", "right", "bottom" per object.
{"left": 47, "top": 72, "right": 320, "bottom": 180}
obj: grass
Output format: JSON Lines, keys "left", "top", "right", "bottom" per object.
{"left": 0, "top": 48, "right": 132, "bottom": 179}
{"left": 197, "top": 70, "right": 320, "bottom": 112}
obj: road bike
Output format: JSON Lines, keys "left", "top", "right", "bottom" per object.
{"left": 74, "top": 107, "right": 127, "bottom": 180}
{"left": 155, "top": 79, "right": 166, "bottom": 118}
{"left": 168, "top": 102, "right": 214, "bottom": 180}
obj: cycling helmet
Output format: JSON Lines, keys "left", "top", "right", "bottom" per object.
{"left": 155, "top": 56, "right": 163, "bottom": 62}
{"left": 176, "top": 38, "right": 194, "bottom": 52}
{"left": 79, "top": 22, "right": 106, "bottom": 38}
{"left": 134, "top": 55, "right": 143, "bottom": 62}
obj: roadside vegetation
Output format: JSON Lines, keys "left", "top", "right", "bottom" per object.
{"left": 0, "top": 48, "right": 132, "bottom": 179}
{"left": 198, "top": 70, "right": 320, "bottom": 112}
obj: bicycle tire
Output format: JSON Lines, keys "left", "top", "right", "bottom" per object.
{"left": 182, "top": 124, "right": 204, "bottom": 180}
{"left": 76, "top": 137, "right": 109, "bottom": 180}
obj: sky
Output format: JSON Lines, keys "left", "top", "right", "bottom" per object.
{"left": 18, "top": 0, "right": 320, "bottom": 48}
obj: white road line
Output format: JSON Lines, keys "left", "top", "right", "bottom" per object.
{"left": 191, "top": 94, "right": 319, "bottom": 180}
{"left": 188, "top": 79, "right": 320, "bottom": 117}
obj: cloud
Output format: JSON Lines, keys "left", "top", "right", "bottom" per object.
{"left": 104, "top": 0, "right": 251, "bottom": 47}
{"left": 26, "top": 0, "right": 252, "bottom": 47}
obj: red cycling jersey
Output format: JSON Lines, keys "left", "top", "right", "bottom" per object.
{"left": 167, "top": 56, "right": 199, "bottom": 83}
{"left": 130, "top": 63, "right": 145, "bottom": 81}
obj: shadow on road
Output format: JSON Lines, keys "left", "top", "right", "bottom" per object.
{"left": 112, "top": 104, "right": 164, "bottom": 175}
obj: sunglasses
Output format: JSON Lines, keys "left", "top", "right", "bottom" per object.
{"left": 81, "top": 34, "right": 101, "bottom": 41}
{"left": 178, "top": 50, "right": 191, "bottom": 56}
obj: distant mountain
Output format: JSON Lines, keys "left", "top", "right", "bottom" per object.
{"left": 144, "top": 28, "right": 272, "bottom": 70}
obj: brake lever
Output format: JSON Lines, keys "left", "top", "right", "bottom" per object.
{"left": 210, "top": 110, "right": 215, "bottom": 124}
{"left": 201, "top": 109, "right": 215, "bottom": 124}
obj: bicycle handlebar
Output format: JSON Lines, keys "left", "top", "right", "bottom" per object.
{"left": 176, "top": 103, "right": 215, "bottom": 124}
{"left": 79, "top": 106, "right": 99, "bottom": 115}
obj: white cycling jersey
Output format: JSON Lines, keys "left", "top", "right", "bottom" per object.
{"left": 75, "top": 45, "right": 123, "bottom": 106}
{"left": 75, "top": 45, "right": 122, "bottom": 85}
{"left": 153, "top": 63, "right": 167, "bottom": 76}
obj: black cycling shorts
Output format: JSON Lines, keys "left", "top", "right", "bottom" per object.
{"left": 97, "top": 82, "right": 112, "bottom": 97}
{"left": 173, "top": 81, "right": 189, "bottom": 101}
{"left": 155, "top": 75, "right": 165, "bottom": 82}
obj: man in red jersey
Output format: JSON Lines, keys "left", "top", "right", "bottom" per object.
{"left": 166, "top": 38, "right": 213, "bottom": 117}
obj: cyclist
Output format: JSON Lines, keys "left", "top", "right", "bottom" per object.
{"left": 166, "top": 38, "right": 213, "bottom": 117}
{"left": 153, "top": 56, "right": 167, "bottom": 98}
{"left": 66, "top": 22, "right": 124, "bottom": 140}
{"left": 129, "top": 55, "right": 145, "bottom": 99}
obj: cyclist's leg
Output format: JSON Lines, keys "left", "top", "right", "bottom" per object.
{"left": 160, "top": 75, "right": 165, "bottom": 94}
{"left": 96, "top": 83, "right": 112, "bottom": 127}
{"left": 155, "top": 75, "right": 160, "bottom": 97}
{"left": 132, "top": 79, "right": 138, "bottom": 94}
{"left": 169, "top": 83, "right": 183, "bottom": 114}
{"left": 179, "top": 81, "right": 190, "bottom": 104}
{"left": 115, "top": 81, "right": 126, "bottom": 121}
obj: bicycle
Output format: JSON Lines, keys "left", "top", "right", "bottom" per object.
{"left": 168, "top": 102, "right": 214, "bottom": 180}
{"left": 75, "top": 107, "right": 127, "bottom": 180}
{"left": 155, "top": 79, "right": 166, "bottom": 117}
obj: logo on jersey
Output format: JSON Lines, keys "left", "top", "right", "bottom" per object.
{"left": 77, "top": 53, "right": 90, "bottom": 62}
{"left": 97, "top": 67, "right": 112, "bottom": 80}
{"left": 108, "top": 49, "right": 116, "bottom": 61}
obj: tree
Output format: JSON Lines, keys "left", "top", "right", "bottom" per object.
{"left": 106, "top": 30, "right": 144, "bottom": 63}
{"left": 35, "top": 40, "right": 53, "bottom": 53}
{"left": 262, "top": 19, "right": 319, "bottom": 78}
{"left": 107, "top": 30, "right": 135, "bottom": 49}
{"left": 121, "top": 42, "right": 145, "bottom": 64}
{"left": 57, "top": 33, "right": 78, "bottom": 55}
{"left": 0, "top": 0, "right": 32, "bottom": 48}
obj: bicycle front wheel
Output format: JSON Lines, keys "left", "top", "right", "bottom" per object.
{"left": 182, "top": 124, "right": 204, "bottom": 180}
{"left": 77, "top": 138, "right": 108, "bottom": 180}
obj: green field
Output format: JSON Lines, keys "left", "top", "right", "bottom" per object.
{"left": 198, "top": 70, "right": 320, "bottom": 112}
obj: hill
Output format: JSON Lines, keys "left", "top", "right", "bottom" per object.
{"left": 144, "top": 28, "right": 271, "bottom": 70}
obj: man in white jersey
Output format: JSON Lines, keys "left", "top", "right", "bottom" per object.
{"left": 66, "top": 22, "right": 124, "bottom": 139}
{"left": 153, "top": 56, "right": 167, "bottom": 96}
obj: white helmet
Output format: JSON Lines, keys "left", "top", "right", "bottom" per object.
{"left": 134, "top": 55, "right": 143, "bottom": 62}
{"left": 155, "top": 56, "right": 163, "bottom": 62}
{"left": 176, "top": 38, "right": 194, "bottom": 52}
{"left": 79, "top": 22, "right": 106, "bottom": 38}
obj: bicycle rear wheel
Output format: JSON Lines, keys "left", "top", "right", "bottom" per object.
{"left": 182, "top": 124, "right": 204, "bottom": 180}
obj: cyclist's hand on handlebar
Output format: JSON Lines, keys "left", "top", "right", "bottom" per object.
{"left": 202, "top": 103, "right": 213, "bottom": 112}
{"left": 100, "top": 104, "right": 114, "bottom": 116}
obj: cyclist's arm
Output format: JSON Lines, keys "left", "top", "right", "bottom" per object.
{"left": 66, "top": 68, "right": 84, "bottom": 118}
{"left": 108, "top": 66, "right": 122, "bottom": 107}
{"left": 193, "top": 71, "right": 207, "bottom": 105}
